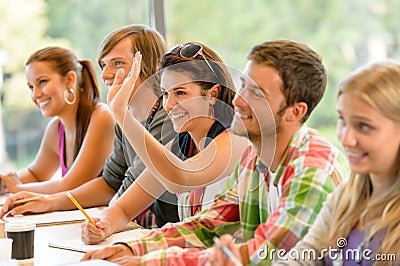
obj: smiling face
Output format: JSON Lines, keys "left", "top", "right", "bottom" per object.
{"left": 99, "top": 37, "right": 134, "bottom": 89}
{"left": 337, "top": 91, "right": 400, "bottom": 180}
{"left": 231, "top": 61, "right": 285, "bottom": 144}
{"left": 160, "top": 69, "right": 213, "bottom": 133}
{"left": 26, "top": 61, "right": 70, "bottom": 117}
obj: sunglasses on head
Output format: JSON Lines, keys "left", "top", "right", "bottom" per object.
{"left": 168, "top": 43, "right": 217, "bottom": 77}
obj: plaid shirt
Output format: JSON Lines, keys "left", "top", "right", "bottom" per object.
{"left": 125, "top": 125, "right": 348, "bottom": 265}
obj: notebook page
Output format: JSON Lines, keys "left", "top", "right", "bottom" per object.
{"left": 48, "top": 228, "right": 150, "bottom": 253}
{"left": 3, "top": 208, "right": 102, "bottom": 226}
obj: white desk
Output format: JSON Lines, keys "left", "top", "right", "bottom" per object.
{"left": 0, "top": 196, "right": 137, "bottom": 266}
{"left": 35, "top": 223, "right": 84, "bottom": 266}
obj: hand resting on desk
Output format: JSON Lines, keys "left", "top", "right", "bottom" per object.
{"left": 81, "top": 217, "right": 111, "bottom": 244}
{"left": 81, "top": 244, "right": 140, "bottom": 265}
{"left": 0, "top": 171, "right": 22, "bottom": 193}
{"left": 0, "top": 191, "right": 52, "bottom": 217}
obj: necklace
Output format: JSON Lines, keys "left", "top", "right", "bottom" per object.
{"left": 145, "top": 97, "right": 161, "bottom": 129}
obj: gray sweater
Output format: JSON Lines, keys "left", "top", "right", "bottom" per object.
{"left": 102, "top": 104, "right": 179, "bottom": 226}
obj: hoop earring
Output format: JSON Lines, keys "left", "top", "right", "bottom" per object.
{"left": 64, "top": 88, "right": 76, "bottom": 105}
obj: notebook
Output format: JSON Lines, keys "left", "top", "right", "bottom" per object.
{"left": 62, "top": 260, "right": 119, "bottom": 265}
{"left": 48, "top": 228, "right": 150, "bottom": 253}
{"left": 3, "top": 208, "right": 102, "bottom": 226}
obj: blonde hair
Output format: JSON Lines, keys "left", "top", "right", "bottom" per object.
{"left": 329, "top": 61, "right": 400, "bottom": 262}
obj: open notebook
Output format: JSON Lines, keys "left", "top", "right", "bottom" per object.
{"left": 3, "top": 208, "right": 102, "bottom": 226}
{"left": 49, "top": 228, "right": 150, "bottom": 253}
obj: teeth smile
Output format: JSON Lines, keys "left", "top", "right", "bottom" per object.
{"left": 171, "top": 113, "right": 186, "bottom": 119}
{"left": 347, "top": 151, "right": 365, "bottom": 158}
{"left": 236, "top": 113, "right": 252, "bottom": 119}
{"left": 38, "top": 99, "right": 50, "bottom": 107}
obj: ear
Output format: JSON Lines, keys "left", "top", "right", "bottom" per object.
{"left": 65, "top": 70, "right": 77, "bottom": 89}
{"left": 206, "top": 84, "right": 220, "bottom": 105}
{"left": 284, "top": 102, "right": 308, "bottom": 122}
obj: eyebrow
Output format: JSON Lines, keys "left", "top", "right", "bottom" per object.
{"left": 240, "top": 75, "right": 265, "bottom": 93}
{"left": 100, "top": 57, "right": 126, "bottom": 65}
{"left": 35, "top": 75, "right": 47, "bottom": 82}
{"left": 336, "top": 110, "right": 374, "bottom": 122}
{"left": 160, "top": 86, "right": 189, "bottom": 93}
{"left": 26, "top": 75, "right": 46, "bottom": 87}
{"left": 110, "top": 57, "right": 126, "bottom": 61}
{"left": 352, "top": 115, "right": 374, "bottom": 122}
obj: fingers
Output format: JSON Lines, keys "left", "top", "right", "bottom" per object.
{"left": 1, "top": 191, "right": 38, "bottom": 215}
{"left": 81, "top": 218, "right": 107, "bottom": 244}
{"left": 213, "top": 235, "right": 242, "bottom": 266}
{"left": 81, "top": 245, "right": 121, "bottom": 261}
{"left": 112, "top": 69, "right": 125, "bottom": 87}
{"left": 0, "top": 171, "right": 21, "bottom": 193}
{"left": 121, "top": 51, "right": 142, "bottom": 99}
{"left": 107, "top": 51, "right": 142, "bottom": 125}
{"left": 81, "top": 244, "right": 131, "bottom": 261}
{"left": 10, "top": 197, "right": 49, "bottom": 216}
{"left": 0, "top": 178, "right": 8, "bottom": 194}
{"left": 129, "top": 52, "right": 142, "bottom": 82}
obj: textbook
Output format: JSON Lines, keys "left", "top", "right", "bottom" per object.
{"left": 48, "top": 228, "right": 150, "bottom": 253}
{"left": 3, "top": 208, "right": 102, "bottom": 226}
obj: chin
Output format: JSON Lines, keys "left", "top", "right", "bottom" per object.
{"left": 231, "top": 127, "right": 248, "bottom": 138}
{"left": 40, "top": 111, "right": 53, "bottom": 118}
{"left": 173, "top": 125, "right": 185, "bottom": 133}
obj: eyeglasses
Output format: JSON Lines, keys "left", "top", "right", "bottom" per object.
{"left": 167, "top": 43, "right": 217, "bottom": 77}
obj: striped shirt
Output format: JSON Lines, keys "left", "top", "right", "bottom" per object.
{"left": 124, "top": 125, "right": 348, "bottom": 265}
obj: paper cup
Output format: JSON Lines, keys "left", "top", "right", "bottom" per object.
{"left": 5, "top": 221, "right": 35, "bottom": 263}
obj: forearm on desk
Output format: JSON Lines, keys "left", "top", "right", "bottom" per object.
{"left": 51, "top": 177, "right": 116, "bottom": 211}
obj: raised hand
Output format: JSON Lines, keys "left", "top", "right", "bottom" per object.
{"left": 107, "top": 51, "right": 142, "bottom": 125}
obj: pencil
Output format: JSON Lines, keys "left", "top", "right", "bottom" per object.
{"left": 0, "top": 195, "right": 47, "bottom": 207}
{"left": 66, "top": 191, "right": 96, "bottom": 225}
{"left": 213, "top": 237, "right": 242, "bottom": 266}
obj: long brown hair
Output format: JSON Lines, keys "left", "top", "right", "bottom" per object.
{"left": 26, "top": 46, "right": 100, "bottom": 159}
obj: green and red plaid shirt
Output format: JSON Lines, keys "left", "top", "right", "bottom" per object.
{"left": 124, "top": 125, "right": 348, "bottom": 265}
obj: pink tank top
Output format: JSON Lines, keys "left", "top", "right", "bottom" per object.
{"left": 58, "top": 123, "right": 69, "bottom": 177}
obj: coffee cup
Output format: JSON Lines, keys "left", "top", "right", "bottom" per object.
{"left": 4, "top": 221, "right": 35, "bottom": 263}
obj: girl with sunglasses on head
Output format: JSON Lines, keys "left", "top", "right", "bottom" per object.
{"left": 80, "top": 42, "right": 249, "bottom": 244}
{"left": 0, "top": 46, "right": 115, "bottom": 194}
{"left": 272, "top": 61, "right": 400, "bottom": 265}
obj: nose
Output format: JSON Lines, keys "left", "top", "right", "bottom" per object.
{"left": 232, "top": 92, "right": 247, "bottom": 108}
{"left": 163, "top": 94, "right": 177, "bottom": 113}
{"left": 337, "top": 125, "right": 357, "bottom": 147}
{"left": 100, "top": 65, "right": 115, "bottom": 83}
{"left": 31, "top": 86, "right": 42, "bottom": 99}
